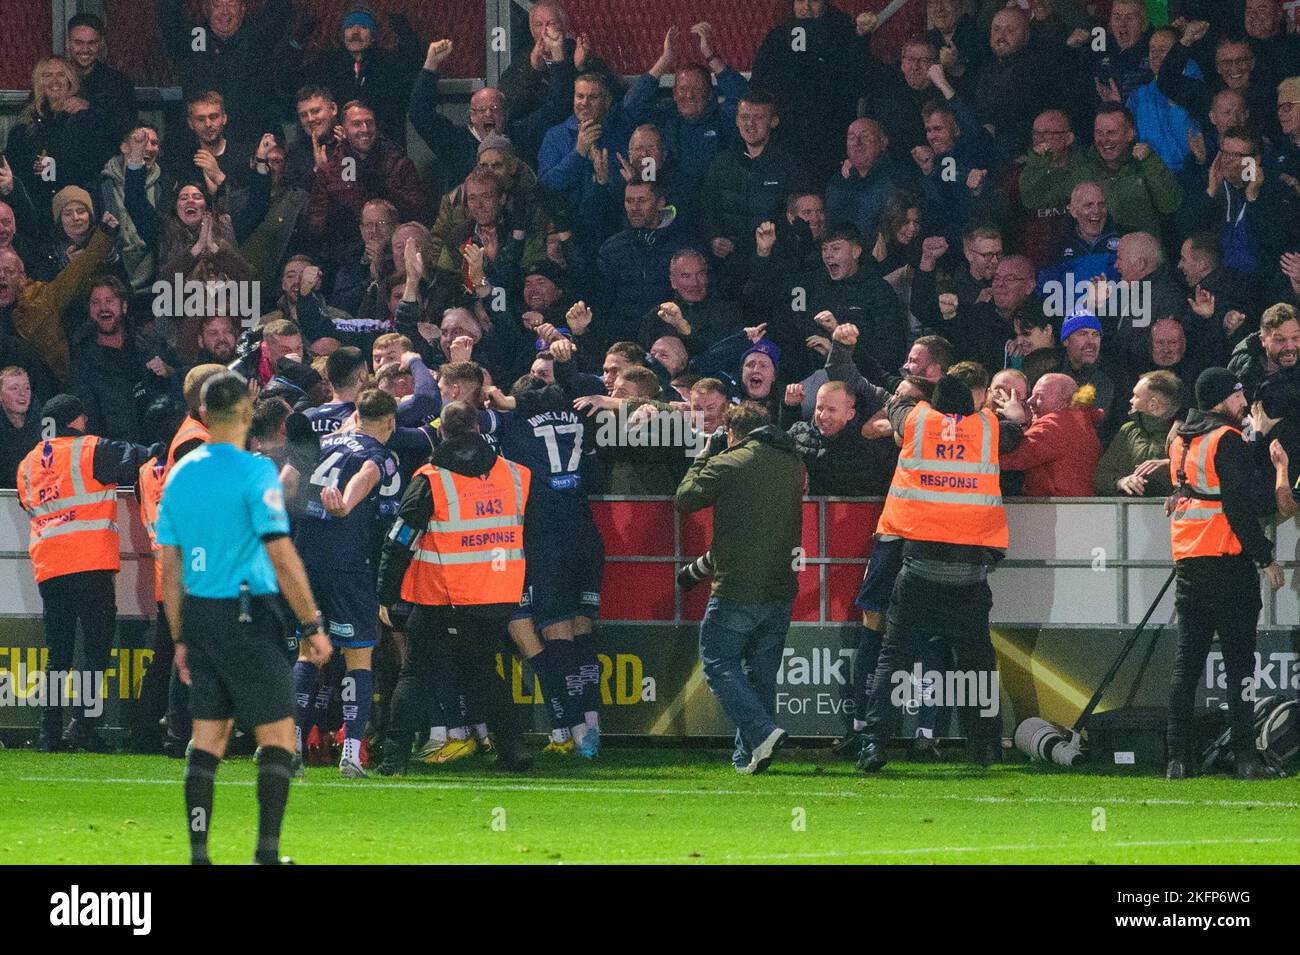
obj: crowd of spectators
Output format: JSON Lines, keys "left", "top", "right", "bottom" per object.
{"left": 4, "top": 0, "right": 1300, "bottom": 511}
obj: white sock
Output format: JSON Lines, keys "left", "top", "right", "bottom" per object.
{"left": 473, "top": 723, "right": 489, "bottom": 741}
{"left": 550, "top": 727, "right": 570, "bottom": 744}
{"left": 584, "top": 711, "right": 600, "bottom": 731}
{"left": 853, "top": 719, "right": 866, "bottom": 732}
{"left": 427, "top": 726, "right": 447, "bottom": 745}
{"left": 342, "top": 737, "right": 360, "bottom": 764}
{"left": 295, "top": 726, "right": 303, "bottom": 754}
{"left": 916, "top": 727, "right": 934, "bottom": 739}
{"left": 571, "top": 723, "right": 589, "bottom": 744}
{"left": 449, "top": 726, "right": 468, "bottom": 741}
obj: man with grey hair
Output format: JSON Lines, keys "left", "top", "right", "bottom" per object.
{"left": 638, "top": 248, "right": 740, "bottom": 355}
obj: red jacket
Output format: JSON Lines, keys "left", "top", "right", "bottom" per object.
{"left": 1000, "top": 406, "right": 1104, "bottom": 497}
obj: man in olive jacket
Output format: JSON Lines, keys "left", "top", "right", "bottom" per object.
{"left": 673, "top": 403, "right": 805, "bottom": 775}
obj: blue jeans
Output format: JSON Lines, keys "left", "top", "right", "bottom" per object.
{"left": 698, "top": 595, "right": 794, "bottom": 764}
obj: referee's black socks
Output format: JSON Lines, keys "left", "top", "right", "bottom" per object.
{"left": 184, "top": 748, "right": 220, "bottom": 865}
{"left": 254, "top": 745, "right": 294, "bottom": 865}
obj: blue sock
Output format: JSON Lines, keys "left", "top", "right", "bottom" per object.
{"left": 546, "top": 639, "right": 585, "bottom": 729}
{"left": 574, "top": 632, "right": 601, "bottom": 721}
{"left": 342, "top": 669, "right": 373, "bottom": 747}
{"left": 852, "top": 626, "right": 883, "bottom": 730}
{"left": 292, "top": 661, "right": 317, "bottom": 749}
{"left": 530, "top": 646, "right": 565, "bottom": 729}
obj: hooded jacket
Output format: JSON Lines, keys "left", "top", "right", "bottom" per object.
{"left": 1000, "top": 404, "right": 1105, "bottom": 497}
{"left": 1171, "top": 409, "right": 1273, "bottom": 565}
{"left": 1227, "top": 331, "right": 1279, "bottom": 403}
{"left": 674, "top": 424, "right": 805, "bottom": 602}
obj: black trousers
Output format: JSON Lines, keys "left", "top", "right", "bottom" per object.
{"left": 860, "top": 565, "right": 1000, "bottom": 746}
{"left": 385, "top": 604, "right": 521, "bottom": 754}
{"left": 1167, "top": 555, "right": 1261, "bottom": 763}
{"left": 37, "top": 570, "right": 117, "bottom": 729}
{"left": 129, "top": 602, "right": 175, "bottom": 743}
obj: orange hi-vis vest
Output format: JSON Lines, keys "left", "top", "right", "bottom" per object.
{"left": 166, "top": 415, "right": 209, "bottom": 471}
{"left": 876, "top": 403, "right": 1009, "bottom": 549}
{"left": 17, "top": 435, "right": 121, "bottom": 584}
{"left": 1168, "top": 425, "right": 1243, "bottom": 561}
{"left": 400, "top": 456, "right": 530, "bottom": 606}
{"left": 138, "top": 455, "right": 167, "bottom": 603}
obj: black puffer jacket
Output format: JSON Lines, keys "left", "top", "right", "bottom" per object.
{"left": 785, "top": 418, "right": 896, "bottom": 496}
{"left": 700, "top": 139, "right": 801, "bottom": 250}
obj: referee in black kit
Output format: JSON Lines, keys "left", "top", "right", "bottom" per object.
{"left": 156, "top": 372, "right": 330, "bottom": 865}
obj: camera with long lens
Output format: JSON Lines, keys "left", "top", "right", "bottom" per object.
{"left": 676, "top": 551, "right": 716, "bottom": 591}
{"left": 1014, "top": 717, "right": 1084, "bottom": 766}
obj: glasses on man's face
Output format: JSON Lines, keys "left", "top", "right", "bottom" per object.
{"left": 361, "top": 220, "right": 393, "bottom": 233}
{"left": 971, "top": 249, "right": 1002, "bottom": 260}
{"left": 1217, "top": 57, "right": 1253, "bottom": 69}
{"left": 470, "top": 105, "right": 506, "bottom": 115}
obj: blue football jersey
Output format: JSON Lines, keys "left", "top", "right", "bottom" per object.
{"left": 495, "top": 387, "right": 589, "bottom": 514}
{"left": 293, "top": 431, "right": 402, "bottom": 572}
{"left": 304, "top": 401, "right": 356, "bottom": 436}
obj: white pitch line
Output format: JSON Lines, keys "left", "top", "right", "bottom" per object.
{"left": 18, "top": 775, "right": 1300, "bottom": 811}
{"left": 585, "top": 836, "right": 1296, "bottom": 865}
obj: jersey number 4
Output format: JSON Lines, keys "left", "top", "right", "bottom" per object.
{"left": 534, "top": 423, "right": 583, "bottom": 474}
{"left": 310, "top": 451, "right": 345, "bottom": 489}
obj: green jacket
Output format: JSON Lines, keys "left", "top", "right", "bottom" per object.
{"left": 1019, "top": 146, "right": 1182, "bottom": 237}
{"left": 1093, "top": 411, "right": 1176, "bottom": 497}
{"left": 674, "top": 425, "right": 805, "bottom": 602}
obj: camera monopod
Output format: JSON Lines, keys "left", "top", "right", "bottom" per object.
{"left": 1015, "top": 567, "right": 1177, "bottom": 764}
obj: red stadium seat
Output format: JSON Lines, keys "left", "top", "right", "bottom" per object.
{"left": 0, "top": 4, "right": 53, "bottom": 89}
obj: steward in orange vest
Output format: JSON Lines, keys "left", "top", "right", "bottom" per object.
{"left": 1164, "top": 368, "right": 1284, "bottom": 781}
{"left": 375, "top": 401, "right": 534, "bottom": 775}
{"left": 859, "top": 376, "right": 1023, "bottom": 774}
{"left": 15, "top": 394, "right": 152, "bottom": 752}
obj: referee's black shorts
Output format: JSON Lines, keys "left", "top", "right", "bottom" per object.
{"left": 182, "top": 593, "right": 295, "bottom": 728}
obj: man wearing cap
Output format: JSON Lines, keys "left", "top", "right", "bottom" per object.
{"left": 738, "top": 339, "right": 783, "bottom": 420}
{"left": 1055, "top": 311, "right": 1117, "bottom": 427}
{"left": 283, "top": 2, "right": 422, "bottom": 144}
{"left": 16, "top": 394, "right": 153, "bottom": 752}
{"left": 1166, "top": 367, "right": 1288, "bottom": 780}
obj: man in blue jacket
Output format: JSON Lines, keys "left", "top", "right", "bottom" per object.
{"left": 621, "top": 23, "right": 747, "bottom": 193}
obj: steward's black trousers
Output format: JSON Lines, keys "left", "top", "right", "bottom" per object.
{"left": 860, "top": 563, "right": 1001, "bottom": 746}
{"left": 1167, "top": 554, "right": 1261, "bottom": 763}
{"left": 37, "top": 570, "right": 117, "bottom": 731}
{"left": 385, "top": 603, "right": 522, "bottom": 754}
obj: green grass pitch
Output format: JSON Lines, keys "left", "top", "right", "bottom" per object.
{"left": 3, "top": 746, "right": 1298, "bottom": 864}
